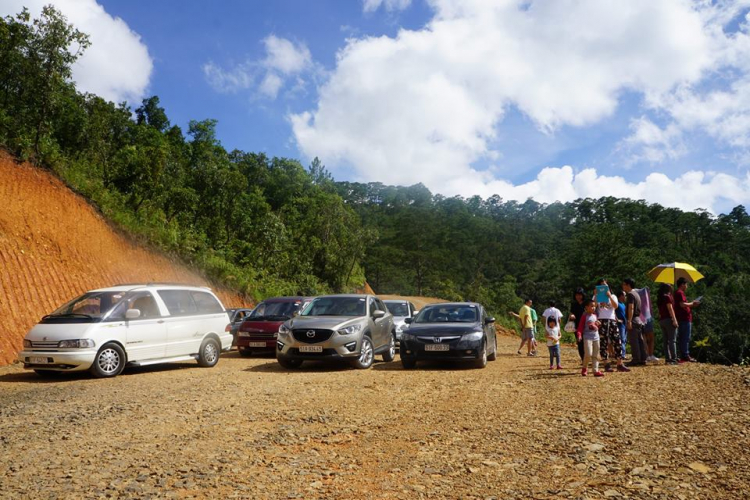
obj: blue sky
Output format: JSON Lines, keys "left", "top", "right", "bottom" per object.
{"left": 4, "top": 0, "right": 750, "bottom": 214}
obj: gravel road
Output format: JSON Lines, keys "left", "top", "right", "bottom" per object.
{"left": 1, "top": 335, "right": 748, "bottom": 499}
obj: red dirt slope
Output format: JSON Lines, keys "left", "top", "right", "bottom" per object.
{"left": 0, "top": 154, "right": 251, "bottom": 366}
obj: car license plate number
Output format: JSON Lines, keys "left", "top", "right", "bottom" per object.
{"left": 248, "top": 342, "right": 266, "bottom": 348}
{"left": 30, "top": 356, "right": 50, "bottom": 364}
{"left": 299, "top": 346, "right": 323, "bottom": 353}
{"left": 425, "top": 344, "right": 449, "bottom": 352}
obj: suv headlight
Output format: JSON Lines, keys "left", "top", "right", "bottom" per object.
{"left": 338, "top": 324, "right": 362, "bottom": 335}
{"left": 278, "top": 324, "right": 291, "bottom": 336}
{"left": 58, "top": 339, "right": 96, "bottom": 348}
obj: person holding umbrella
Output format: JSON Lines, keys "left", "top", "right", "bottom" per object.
{"left": 646, "top": 262, "right": 704, "bottom": 363}
{"left": 675, "top": 277, "right": 700, "bottom": 363}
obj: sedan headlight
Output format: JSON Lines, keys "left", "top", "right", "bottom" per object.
{"left": 461, "top": 332, "right": 484, "bottom": 341}
{"left": 23, "top": 339, "right": 31, "bottom": 348}
{"left": 400, "top": 332, "right": 415, "bottom": 341}
{"left": 337, "top": 324, "right": 362, "bottom": 335}
{"left": 278, "top": 324, "right": 291, "bottom": 336}
{"left": 58, "top": 339, "right": 96, "bottom": 348}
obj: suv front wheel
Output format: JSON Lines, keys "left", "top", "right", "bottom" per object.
{"left": 351, "top": 336, "right": 374, "bottom": 369}
{"left": 382, "top": 335, "right": 396, "bottom": 362}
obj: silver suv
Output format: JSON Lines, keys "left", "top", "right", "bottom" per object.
{"left": 276, "top": 294, "right": 395, "bottom": 369}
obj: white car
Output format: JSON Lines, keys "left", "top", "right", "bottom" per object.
{"left": 18, "top": 284, "right": 233, "bottom": 378}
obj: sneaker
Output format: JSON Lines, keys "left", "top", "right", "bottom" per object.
{"left": 594, "top": 371, "right": 605, "bottom": 378}
{"left": 686, "top": 356, "right": 698, "bottom": 363}
{"left": 556, "top": 365, "right": 564, "bottom": 370}
{"left": 528, "top": 352, "right": 537, "bottom": 357}
{"left": 678, "top": 359, "right": 688, "bottom": 364}
{"left": 517, "top": 350, "right": 522, "bottom": 355}
{"left": 616, "top": 365, "right": 631, "bottom": 373}
{"left": 549, "top": 365, "right": 554, "bottom": 370}
{"left": 581, "top": 368, "right": 588, "bottom": 377}
{"left": 605, "top": 365, "right": 614, "bottom": 373}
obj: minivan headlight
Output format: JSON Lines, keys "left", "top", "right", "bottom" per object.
{"left": 58, "top": 339, "right": 96, "bottom": 348}
{"left": 338, "top": 324, "right": 362, "bottom": 335}
{"left": 23, "top": 339, "right": 31, "bottom": 348}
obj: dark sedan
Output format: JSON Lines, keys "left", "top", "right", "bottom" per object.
{"left": 399, "top": 302, "right": 497, "bottom": 369}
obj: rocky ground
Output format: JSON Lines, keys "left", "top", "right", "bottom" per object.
{"left": 0, "top": 335, "right": 748, "bottom": 499}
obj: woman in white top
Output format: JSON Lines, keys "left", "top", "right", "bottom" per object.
{"left": 595, "top": 279, "right": 629, "bottom": 373}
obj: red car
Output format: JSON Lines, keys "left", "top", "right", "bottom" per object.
{"left": 236, "top": 297, "right": 312, "bottom": 356}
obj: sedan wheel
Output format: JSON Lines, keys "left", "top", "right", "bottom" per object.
{"left": 352, "top": 336, "right": 374, "bottom": 369}
{"left": 382, "top": 335, "right": 396, "bottom": 362}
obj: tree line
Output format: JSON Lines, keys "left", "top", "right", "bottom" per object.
{"left": 2, "top": 7, "right": 748, "bottom": 363}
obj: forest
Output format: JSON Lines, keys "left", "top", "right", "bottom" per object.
{"left": 2, "top": 7, "right": 749, "bottom": 364}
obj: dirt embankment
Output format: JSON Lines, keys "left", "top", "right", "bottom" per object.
{"left": 0, "top": 155, "right": 251, "bottom": 366}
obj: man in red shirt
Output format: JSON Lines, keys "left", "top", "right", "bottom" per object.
{"left": 674, "top": 277, "right": 700, "bottom": 362}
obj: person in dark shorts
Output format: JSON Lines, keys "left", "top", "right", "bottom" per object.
{"left": 568, "top": 288, "right": 586, "bottom": 362}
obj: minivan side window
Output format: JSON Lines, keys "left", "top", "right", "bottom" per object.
{"left": 191, "top": 291, "right": 224, "bottom": 314}
{"left": 157, "top": 290, "right": 198, "bottom": 316}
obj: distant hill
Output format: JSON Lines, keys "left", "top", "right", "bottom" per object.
{"left": 0, "top": 154, "right": 251, "bottom": 366}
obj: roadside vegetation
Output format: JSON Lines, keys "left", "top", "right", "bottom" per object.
{"left": 2, "top": 7, "right": 749, "bottom": 364}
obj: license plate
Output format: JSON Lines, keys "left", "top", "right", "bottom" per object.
{"left": 299, "top": 346, "right": 323, "bottom": 353}
{"left": 425, "top": 344, "right": 449, "bottom": 352}
{"left": 30, "top": 356, "right": 50, "bottom": 364}
{"left": 248, "top": 342, "right": 266, "bottom": 348}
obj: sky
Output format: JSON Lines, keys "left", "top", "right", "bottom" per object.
{"left": 4, "top": 0, "right": 750, "bottom": 214}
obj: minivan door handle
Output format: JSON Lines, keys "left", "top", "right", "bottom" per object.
{"left": 157, "top": 320, "right": 165, "bottom": 324}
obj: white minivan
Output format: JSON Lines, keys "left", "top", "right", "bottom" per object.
{"left": 18, "top": 284, "right": 233, "bottom": 378}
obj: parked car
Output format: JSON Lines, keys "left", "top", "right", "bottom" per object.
{"left": 399, "top": 302, "right": 497, "bottom": 369}
{"left": 226, "top": 307, "right": 253, "bottom": 345}
{"left": 236, "top": 297, "right": 312, "bottom": 356}
{"left": 383, "top": 299, "right": 418, "bottom": 344}
{"left": 276, "top": 294, "right": 394, "bottom": 369}
{"left": 18, "top": 284, "right": 233, "bottom": 378}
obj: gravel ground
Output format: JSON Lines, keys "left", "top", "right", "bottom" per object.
{"left": 1, "top": 335, "right": 748, "bottom": 499}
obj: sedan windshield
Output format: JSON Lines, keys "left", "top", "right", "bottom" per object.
{"left": 385, "top": 302, "right": 409, "bottom": 317}
{"left": 249, "top": 301, "right": 302, "bottom": 320}
{"left": 44, "top": 291, "right": 128, "bottom": 322}
{"left": 414, "top": 305, "right": 478, "bottom": 323}
{"left": 302, "top": 297, "right": 366, "bottom": 317}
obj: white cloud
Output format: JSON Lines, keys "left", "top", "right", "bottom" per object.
{"left": 455, "top": 166, "right": 750, "bottom": 214}
{"left": 363, "top": 0, "right": 412, "bottom": 13}
{"left": 292, "top": 0, "right": 750, "bottom": 210}
{"left": 0, "top": 0, "right": 152, "bottom": 104}
{"left": 203, "top": 35, "right": 312, "bottom": 100}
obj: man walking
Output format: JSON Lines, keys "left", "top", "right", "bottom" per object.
{"left": 515, "top": 299, "right": 537, "bottom": 356}
{"left": 622, "top": 278, "right": 648, "bottom": 366}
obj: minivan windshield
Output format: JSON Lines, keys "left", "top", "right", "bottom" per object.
{"left": 302, "top": 297, "right": 366, "bottom": 317}
{"left": 414, "top": 305, "right": 478, "bottom": 323}
{"left": 249, "top": 301, "right": 303, "bottom": 321}
{"left": 385, "top": 302, "right": 409, "bottom": 317}
{"left": 43, "top": 291, "right": 128, "bottom": 322}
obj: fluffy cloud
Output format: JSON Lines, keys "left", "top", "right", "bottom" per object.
{"left": 292, "top": 0, "right": 750, "bottom": 212}
{"left": 204, "top": 35, "right": 312, "bottom": 99}
{"left": 363, "top": 0, "right": 413, "bottom": 13}
{"left": 456, "top": 166, "right": 750, "bottom": 213}
{"left": 0, "top": 0, "right": 152, "bottom": 104}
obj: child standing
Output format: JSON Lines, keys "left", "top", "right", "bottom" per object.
{"left": 577, "top": 299, "right": 604, "bottom": 377}
{"left": 545, "top": 316, "right": 563, "bottom": 370}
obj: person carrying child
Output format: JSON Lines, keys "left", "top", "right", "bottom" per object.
{"left": 577, "top": 299, "right": 604, "bottom": 377}
{"left": 545, "top": 316, "right": 563, "bottom": 370}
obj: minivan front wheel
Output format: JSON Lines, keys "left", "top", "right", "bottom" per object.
{"left": 198, "top": 338, "right": 220, "bottom": 367}
{"left": 352, "top": 336, "right": 374, "bottom": 369}
{"left": 90, "top": 343, "right": 126, "bottom": 378}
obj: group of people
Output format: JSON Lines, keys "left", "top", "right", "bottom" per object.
{"left": 514, "top": 277, "right": 700, "bottom": 377}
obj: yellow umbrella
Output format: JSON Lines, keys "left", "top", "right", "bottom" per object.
{"left": 646, "top": 262, "right": 704, "bottom": 284}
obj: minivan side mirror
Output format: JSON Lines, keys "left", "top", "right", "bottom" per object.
{"left": 485, "top": 317, "right": 495, "bottom": 325}
{"left": 126, "top": 309, "right": 141, "bottom": 320}
{"left": 372, "top": 310, "right": 386, "bottom": 319}
{"left": 412, "top": 310, "right": 419, "bottom": 316}
{"left": 404, "top": 317, "right": 413, "bottom": 324}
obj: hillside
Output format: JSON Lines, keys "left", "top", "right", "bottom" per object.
{"left": 0, "top": 155, "right": 251, "bottom": 366}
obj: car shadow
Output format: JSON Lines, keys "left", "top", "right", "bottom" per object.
{"left": 372, "top": 359, "right": 482, "bottom": 371}
{"left": 529, "top": 371, "right": 580, "bottom": 379}
{"left": 0, "top": 370, "right": 92, "bottom": 384}
{"left": 245, "top": 359, "right": 360, "bottom": 373}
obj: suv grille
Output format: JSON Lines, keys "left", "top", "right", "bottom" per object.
{"left": 292, "top": 329, "right": 334, "bottom": 343}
